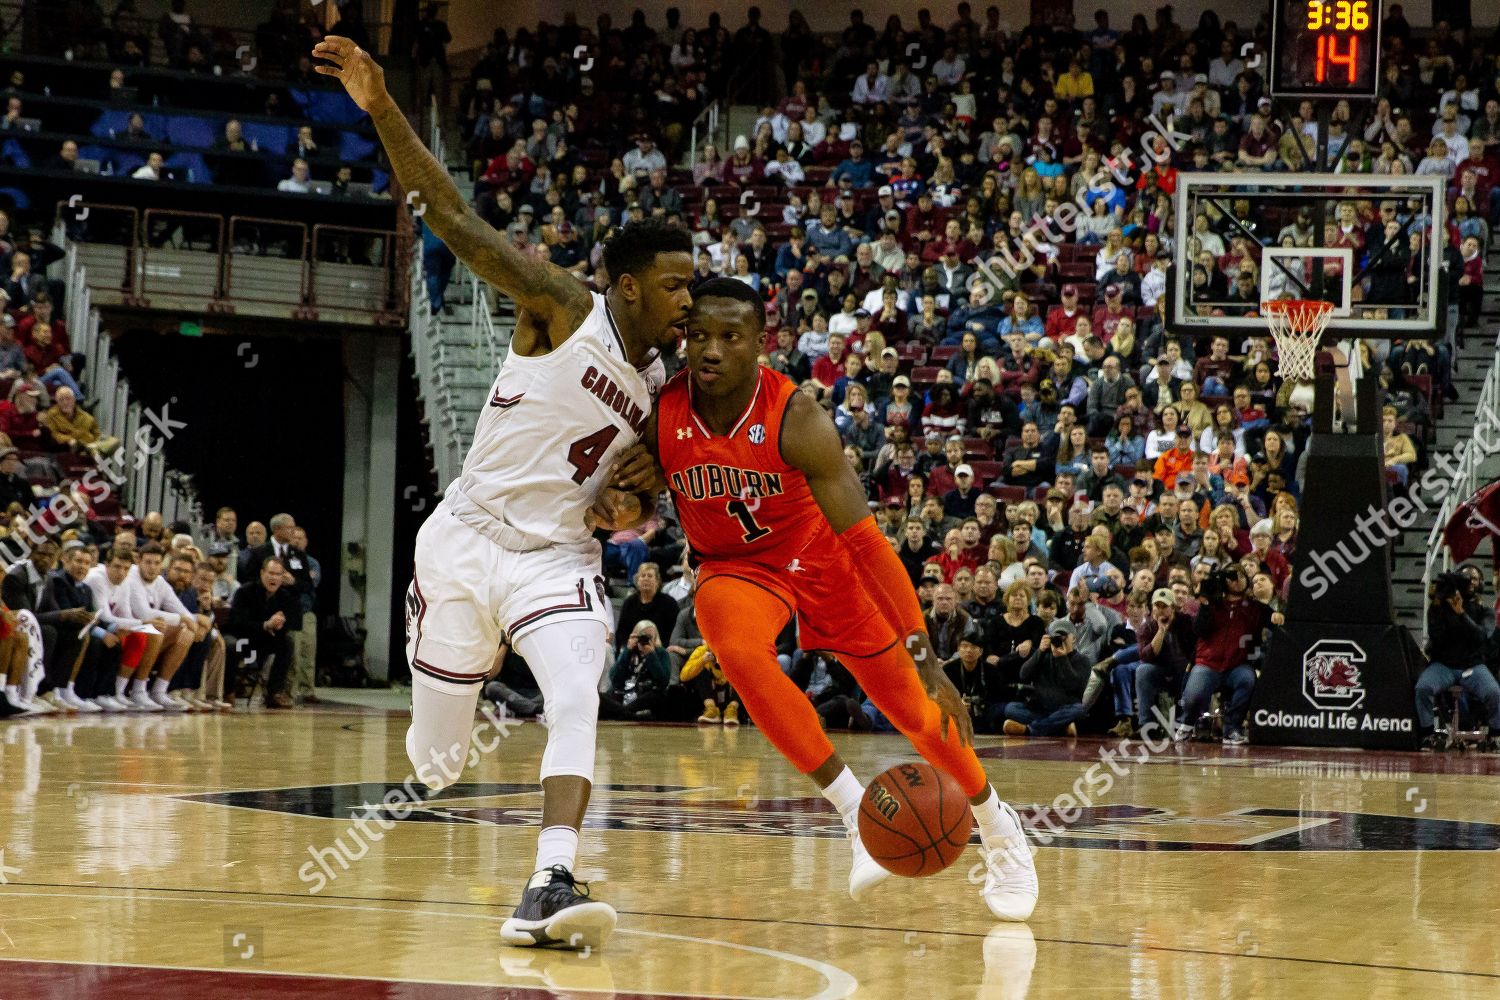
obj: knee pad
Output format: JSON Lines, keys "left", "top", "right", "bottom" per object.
{"left": 512, "top": 618, "right": 609, "bottom": 784}
{"left": 537, "top": 679, "right": 600, "bottom": 783}
{"left": 407, "top": 671, "right": 482, "bottom": 791}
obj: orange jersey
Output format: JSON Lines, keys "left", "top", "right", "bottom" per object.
{"left": 656, "top": 366, "right": 831, "bottom": 564}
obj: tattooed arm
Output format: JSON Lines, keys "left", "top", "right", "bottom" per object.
{"left": 312, "top": 36, "right": 590, "bottom": 354}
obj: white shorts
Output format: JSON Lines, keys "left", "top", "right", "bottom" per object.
{"left": 404, "top": 504, "right": 615, "bottom": 686}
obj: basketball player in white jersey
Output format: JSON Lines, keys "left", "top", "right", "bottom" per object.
{"left": 314, "top": 38, "right": 693, "bottom": 950}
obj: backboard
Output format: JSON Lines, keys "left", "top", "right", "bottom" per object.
{"left": 1169, "top": 172, "right": 1446, "bottom": 339}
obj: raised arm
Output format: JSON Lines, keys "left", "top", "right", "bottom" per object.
{"left": 312, "top": 37, "right": 589, "bottom": 343}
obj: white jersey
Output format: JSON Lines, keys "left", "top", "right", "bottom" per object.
{"left": 444, "top": 291, "right": 667, "bottom": 551}
{"left": 126, "top": 564, "right": 193, "bottom": 628}
{"left": 83, "top": 565, "right": 146, "bottom": 631}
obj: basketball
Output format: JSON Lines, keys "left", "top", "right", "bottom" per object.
{"left": 857, "top": 762, "right": 973, "bottom": 877}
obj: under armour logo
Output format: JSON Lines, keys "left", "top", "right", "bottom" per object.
{"left": 786, "top": 559, "right": 806, "bottom": 574}
{"left": 677, "top": 427, "right": 693, "bottom": 440}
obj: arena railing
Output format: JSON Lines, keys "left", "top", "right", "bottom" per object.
{"left": 1420, "top": 337, "right": 1500, "bottom": 635}
{"left": 223, "top": 215, "right": 310, "bottom": 316}
{"left": 311, "top": 223, "right": 407, "bottom": 325}
{"left": 467, "top": 270, "right": 502, "bottom": 374}
{"left": 407, "top": 240, "right": 465, "bottom": 488}
{"left": 53, "top": 202, "right": 143, "bottom": 307}
{"left": 55, "top": 241, "right": 205, "bottom": 533}
{"left": 139, "top": 208, "right": 227, "bottom": 309}
{"left": 61, "top": 199, "right": 399, "bottom": 326}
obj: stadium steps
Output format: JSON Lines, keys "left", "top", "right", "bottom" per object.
{"left": 412, "top": 151, "right": 525, "bottom": 473}
{"left": 722, "top": 105, "right": 761, "bottom": 150}
{"left": 1389, "top": 237, "right": 1500, "bottom": 632}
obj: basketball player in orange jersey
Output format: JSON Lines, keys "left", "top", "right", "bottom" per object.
{"left": 602, "top": 279, "right": 1038, "bottom": 920}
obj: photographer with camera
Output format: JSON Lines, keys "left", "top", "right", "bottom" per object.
{"left": 1415, "top": 571, "right": 1500, "bottom": 750}
{"left": 1001, "top": 618, "right": 1091, "bottom": 737}
{"left": 600, "top": 621, "right": 672, "bottom": 720}
{"left": 1180, "top": 564, "right": 1280, "bottom": 745}
{"left": 942, "top": 622, "right": 991, "bottom": 731}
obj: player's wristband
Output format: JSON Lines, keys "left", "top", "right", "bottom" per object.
{"left": 838, "top": 516, "right": 927, "bottom": 638}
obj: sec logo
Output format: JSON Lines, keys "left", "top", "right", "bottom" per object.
{"left": 748, "top": 423, "right": 766, "bottom": 445}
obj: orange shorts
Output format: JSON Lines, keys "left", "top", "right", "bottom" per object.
{"left": 696, "top": 544, "right": 897, "bottom": 658}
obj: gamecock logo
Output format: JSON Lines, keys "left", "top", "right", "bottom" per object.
{"left": 1301, "top": 639, "right": 1366, "bottom": 712}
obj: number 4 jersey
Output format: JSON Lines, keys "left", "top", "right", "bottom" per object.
{"left": 444, "top": 291, "right": 666, "bottom": 551}
{"left": 656, "top": 365, "right": 830, "bottom": 564}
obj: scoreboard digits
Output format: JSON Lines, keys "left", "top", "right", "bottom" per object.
{"left": 1305, "top": 0, "right": 1371, "bottom": 31}
{"left": 1271, "top": 0, "right": 1382, "bottom": 99}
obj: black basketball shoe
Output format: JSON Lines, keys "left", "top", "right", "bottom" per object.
{"left": 500, "top": 865, "right": 617, "bottom": 950}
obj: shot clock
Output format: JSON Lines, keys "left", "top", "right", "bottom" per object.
{"left": 1270, "top": 0, "right": 1383, "bottom": 99}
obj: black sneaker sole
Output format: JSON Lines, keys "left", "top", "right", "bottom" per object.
{"left": 500, "top": 901, "right": 617, "bottom": 950}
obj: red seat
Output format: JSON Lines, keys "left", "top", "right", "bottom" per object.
{"left": 930, "top": 344, "right": 959, "bottom": 362}
{"left": 57, "top": 452, "right": 94, "bottom": 476}
{"left": 1113, "top": 464, "right": 1137, "bottom": 481}
{"left": 1405, "top": 374, "right": 1436, "bottom": 418}
{"left": 962, "top": 436, "right": 993, "bottom": 458}
{"left": 816, "top": 141, "right": 849, "bottom": 165}
{"left": 968, "top": 460, "right": 1003, "bottom": 486}
{"left": 991, "top": 484, "right": 1026, "bottom": 503}
{"left": 912, "top": 365, "right": 942, "bottom": 383}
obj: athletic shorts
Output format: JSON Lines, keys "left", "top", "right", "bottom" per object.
{"left": 696, "top": 543, "right": 897, "bottom": 659}
{"left": 404, "top": 502, "right": 614, "bottom": 686}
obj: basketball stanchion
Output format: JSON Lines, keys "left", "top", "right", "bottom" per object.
{"left": 1250, "top": 303, "right": 1424, "bottom": 749}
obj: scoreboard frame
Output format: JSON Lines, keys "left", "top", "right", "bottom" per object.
{"left": 1269, "top": 0, "right": 1384, "bottom": 100}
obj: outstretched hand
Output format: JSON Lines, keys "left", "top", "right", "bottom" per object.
{"left": 313, "top": 37, "right": 393, "bottom": 115}
{"left": 906, "top": 632, "right": 974, "bottom": 747}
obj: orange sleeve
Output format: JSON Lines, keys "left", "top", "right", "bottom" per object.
{"left": 839, "top": 517, "right": 927, "bottom": 637}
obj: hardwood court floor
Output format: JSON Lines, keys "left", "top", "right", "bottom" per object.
{"left": 0, "top": 700, "right": 1497, "bottom": 999}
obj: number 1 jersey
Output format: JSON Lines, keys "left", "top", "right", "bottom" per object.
{"left": 656, "top": 366, "right": 831, "bottom": 564}
{"left": 447, "top": 291, "right": 665, "bottom": 549}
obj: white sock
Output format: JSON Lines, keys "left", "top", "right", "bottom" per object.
{"left": 530, "top": 826, "right": 580, "bottom": 886}
{"left": 130, "top": 678, "right": 146, "bottom": 696}
{"left": 150, "top": 678, "right": 169, "bottom": 697}
{"left": 115, "top": 676, "right": 129, "bottom": 697}
{"left": 972, "top": 787, "right": 1013, "bottom": 843}
{"left": 65, "top": 682, "right": 76, "bottom": 695}
{"left": 5, "top": 684, "right": 19, "bottom": 704}
{"left": 821, "top": 767, "right": 865, "bottom": 822}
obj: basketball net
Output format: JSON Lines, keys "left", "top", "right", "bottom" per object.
{"left": 1262, "top": 299, "right": 1335, "bottom": 380}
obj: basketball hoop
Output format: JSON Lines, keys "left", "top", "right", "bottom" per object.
{"left": 1262, "top": 299, "right": 1335, "bottom": 380}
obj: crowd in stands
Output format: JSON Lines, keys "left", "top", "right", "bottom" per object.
{"left": 461, "top": 5, "right": 1497, "bottom": 747}
{"left": 4, "top": 3, "right": 1496, "bottom": 747}
{"left": 3, "top": 2, "right": 397, "bottom": 200}
{"left": 0, "top": 505, "right": 324, "bottom": 717}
